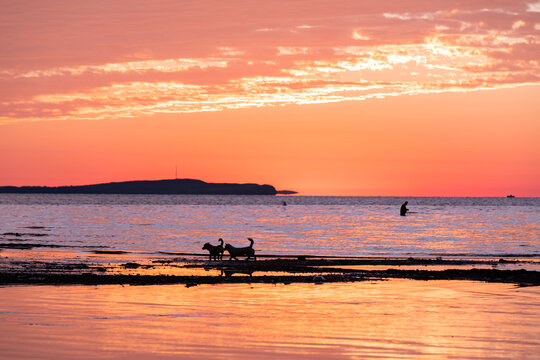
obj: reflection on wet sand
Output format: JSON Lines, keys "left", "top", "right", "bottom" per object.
{"left": 0, "top": 280, "right": 538, "bottom": 359}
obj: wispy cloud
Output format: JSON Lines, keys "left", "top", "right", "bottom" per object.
{"left": 352, "top": 30, "right": 370, "bottom": 40}
{"left": 1, "top": 0, "right": 539, "bottom": 124}
{"left": 527, "top": 1, "right": 540, "bottom": 12}
{"left": 277, "top": 47, "right": 310, "bottom": 56}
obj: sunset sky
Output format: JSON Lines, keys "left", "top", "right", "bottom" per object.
{"left": 1, "top": 0, "right": 539, "bottom": 196}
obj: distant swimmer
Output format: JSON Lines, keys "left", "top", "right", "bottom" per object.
{"left": 400, "top": 201, "right": 409, "bottom": 216}
{"left": 282, "top": 201, "right": 287, "bottom": 206}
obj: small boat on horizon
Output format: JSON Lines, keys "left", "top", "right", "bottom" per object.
{"left": 506, "top": 195, "right": 515, "bottom": 198}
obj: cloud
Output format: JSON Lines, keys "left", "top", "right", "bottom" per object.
{"left": 383, "top": 11, "right": 442, "bottom": 21}
{"left": 512, "top": 20, "right": 526, "bottom": 30}
{"left": 352, "top": 30, "right": 370, "bottom": 40}
{"left": 277, "top": 47, "right": 310, "bottom": 56}
{"left": 527, "top": 1, "right": 540, "bottom": 12}
{"left": 254, "top": 28, "right": 277, "bottom": 32}
{"left": 1, "top": 0, "right": 539, "bottom": 124}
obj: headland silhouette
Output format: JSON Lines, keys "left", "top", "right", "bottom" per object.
{"left": 0, "top": 178, "right": 295, "bottom": 195}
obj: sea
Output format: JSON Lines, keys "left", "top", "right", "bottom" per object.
{"left": 1, "top": 194, "right": 539, "bottom": 359}
{"left": 0, "top": 194, "right": 538, "bottom": 258}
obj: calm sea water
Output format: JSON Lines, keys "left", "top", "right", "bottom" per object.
{"left": 2, "top": 194, "right": 539, "bottom": 360}
{"left": 1, "top": 194, "right": 538, "bottom": 257}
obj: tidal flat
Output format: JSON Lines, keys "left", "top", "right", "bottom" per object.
{"left": 1, "top": 248, "right": 539, "bottom": 286}
{"left": 1, "top": 279, "right": 539, "bottom": 359}
{"left": 1, "top": 250, "right": 539, "bottom": 359}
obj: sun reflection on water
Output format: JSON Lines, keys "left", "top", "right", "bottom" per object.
{"left": 0, "top": 280, "right": 538, "bottom": 359}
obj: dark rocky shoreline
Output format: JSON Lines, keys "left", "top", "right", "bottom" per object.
{"left": 1, "top": 257, "right": 538, "bottom": 287}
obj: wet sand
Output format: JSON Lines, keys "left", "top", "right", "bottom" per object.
{"left": 1, "top": 249, "right": 539, "bottom": 287}
{"left": 1, "top": 280, "right": 539, "bottom": 359}
{"left": 1, "top": 249, "right": 539, "bottom": 359}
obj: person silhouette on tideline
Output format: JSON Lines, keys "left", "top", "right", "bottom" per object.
{"left": 400, "top": 201, "right": 409, "bottom": 216}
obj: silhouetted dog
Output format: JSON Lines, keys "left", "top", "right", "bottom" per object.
{"left": 224, "top": 238, "right": 256, "bottom": 260}
{"left": 202, "top": 238, "right": 224, "bottom": 261}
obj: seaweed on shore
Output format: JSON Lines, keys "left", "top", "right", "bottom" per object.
{"left": 0, "top": 257, "right": 538, "bottom": 286}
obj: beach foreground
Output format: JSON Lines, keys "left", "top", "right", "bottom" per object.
{"left": 1, "top": 280, "right": 538, "bottom": 359}
{"left": 1, "top": 246, "right": 539, "bottom": 359}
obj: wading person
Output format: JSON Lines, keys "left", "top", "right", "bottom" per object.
{"left": 400, "top": 201, "right": 409, "bottom": 216}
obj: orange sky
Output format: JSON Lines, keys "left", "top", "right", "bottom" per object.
{"left": 1, "top": 1, "right": 539, "bottom": 195}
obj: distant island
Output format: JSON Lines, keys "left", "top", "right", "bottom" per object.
{"left": 0, "top": 179, "right": 297, "bottom": 195}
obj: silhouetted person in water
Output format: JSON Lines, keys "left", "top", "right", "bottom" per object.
{"left": 400, "top": 201, "right": 409, "bottom": 216}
